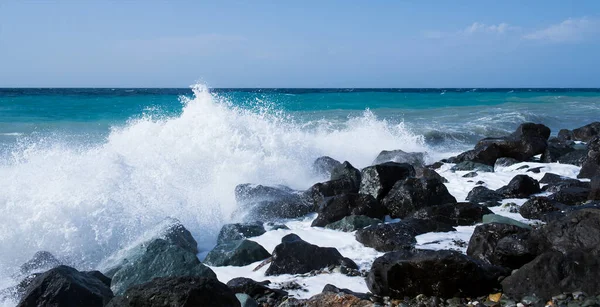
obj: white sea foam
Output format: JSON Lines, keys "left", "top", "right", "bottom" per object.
{"left": 0, "top": 85, "right": 429, "bottom": 284}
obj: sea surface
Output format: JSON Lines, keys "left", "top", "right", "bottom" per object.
{"left": 0, "top": 86, "right": 599, "bottom": 290}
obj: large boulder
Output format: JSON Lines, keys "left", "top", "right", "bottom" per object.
{"left": 530, "top": 208, "right": 600, "bottom": 254}
{"left": 496, "top": 175, "right": 541, "bottom": 198}
{"left": 590, "top": 176, "right": 600, "bottom": 201}
{"left": 226, "top": 278, "right": 288, "bottom": 305}
{"left": 110, "top": 239, "right": 216, "bottom": 295}
{"left": 324, "top": 215, "right": 382, "bottom": 232}
{"left": 366, "top": 249, "right": 509, "bottom": 298}
{"left": 557, "top": 150, "right": 588, "bottom": 166}
{"left": 579, "top": 136, "right": 600, "bottom": 179}
{"left": 217, "top": 223, "right": 266, "bottom": 244}
{"left": 355, "top": 219, "right": 455, "bottom": 252}
{"left": 18, "top": 251, "right": 61, "bottom": 276}
{"left": 572, "top": 122, "right": 600, "bottom": 142}
{"left": 547, "top": 186, "right": 590, "bottom": 206}
{"left": 358, "top": 162, "right": 415, "bottom": 200}
{"left": 235, "top": 184, "right": 299, "bottom": 205}
{"left": 330, "top": 161, "right": 361, "bottom": 189}
{"left": 482, "top": 214, "right": 532, "bottom": 229}
{"left": 311, "top": 193, "right": 386, "bottom": 227}
{"left": 265, "top": 234, "right": 358, "bottom": 275}
{"left": 382, "top": 177, "right": 457, "bottom": 218}
{"left": 305, "top": 178, "right": 359, "bottom": 209}
{"left": 107, "top": 277, "right": 240, "bottom": 307}
{"left": 451, "top": 161, "right": 493, "bottom": 172}
{"left": 236, "top": 184, "right": 312, "bottom": 222}
{"left": 372, "top": 149, "right": 426, "bottom": 167}
{"left": 501, "top": 250, "right": 600, "bottom": 301}
{"left": 466, "top": 186, "right": 503, "bottom": 206}
{"left": 407, "top": 202, "right": 492, "bottom": 226}
{"left": 519, "top": 197, "right": 567, "bottom": 220}
{"left": 541, "top": 138, "right": 576, "bottom": 163}
{"left": 204, "top": 240, "right": 271, "bottom": 267}
{"left": 454, "top": 143, "right": 503, "bottom": 166}
{"left": 467, "top": 223, "right": 535, "bottom": 270}
{"left": 312, "top": 156, "right": 342, "bottom": 177}
{"left": 17, "top": 265, "right": 113, "bottom": 307}
{"left": 245, "top": 200, "right": 313, "bottom": 222}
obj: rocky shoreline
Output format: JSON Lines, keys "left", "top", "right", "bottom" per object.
{"left": 2, "top": 121, "right": 600, "bottom": 307}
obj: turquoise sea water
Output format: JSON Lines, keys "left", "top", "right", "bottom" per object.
{"left": 0, "top": 86, "right": 599, "bottom": 287}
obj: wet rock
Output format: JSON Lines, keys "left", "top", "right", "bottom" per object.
{"left": 19, "top": 251, "right": 61, "bottom": 276}
{"left": 590, "top": 176, "right": 600, "bottom": 201}
{"left": 226, "top": 278, "right": 288, "bottom": 304}
{"left": 579, "top": 137, "right": 600, "bottom": 179}
{"left": 482, "top": 214, "right": 531, "bottom": 229}
{"left": 547, "top": 186, "right": 590, "bottom": 206}
{"left": 217, "top": 223, "right": 266, "bottom": 244}
{"left": 324, "top": 215, "right": 382, "bottom": 232}
{"left": 454, "top": 143, "right": 503, "bottom": 166}
{"left": 235, "top": 184, "right": 299, "bottom": 205}
{"left": 501, "top": 250, "right": 600, "bottom": 302}
{"left": 415, "top": 166, "right": 448, "bottom": 183}
{"left": 542, "top": 138, "right": 577, "bottom": 163}
{"left": 110, "top": 239, "right": 216, "bottom": 295}
{"left": 519, "top": 197, "right": 567, "bottom": 220}
{"left": 303, "top": 291, "right": 373, "bottom": 306}
{"left": 330, "top": 161, "right": 362, "bottom": 189}
{"left": 265, "top": 234, "right": 358, "bottom": 275}
{"left": 305, "top": 178, "right": 359, "bottom": 208}
{"left": 494, "top": 157, "right": 521, "bottom": 170}
{"left": 17, "top": 265, "right": 113, "bottom": 307}
{"left": 407, "top": 202, "right": 493, "bottom": 226}
{"left": 358, "top": 162, "right": 416, "bottom": 200}
{"left": 466, "top": 186, "right": 503, "bottom": 206}
{"left": 367, "top": 249, "right": 509, "bottom": 298}
{"left": 451, "top": 161, "right": 494, "bottom": 172}
{"left": 463, "top": 171, "right": 478, "bottom": 178}
{"left": 496, "top": 175, "right": 541, "bottom": 198}
{"left": 313, "top": 156, "right": 342, "bottom": 177}
{"left": 382, "top": 177, "right": 457, "bottom": 218}
{"left": 355, "top": 219, "right": 455, "bottom": 252}
{"left": 322, "top": 284, "right": 370, "bottom": 300}
{"left": 467, "top": 223, "right": 535, "bottom": 269}
{"left": 558, "top": 150, "right": 588, "bottom": 166}
{"left": 572, "top": 122, "right": 600, "bottom": 142}
{"left": 204, "top": 240, "right": 271, "bottom": 267}
{"left": 311, "top": 193, "right": 386, "bottom": 227}
{"left": 85, "top": 271, "right": 111, "bottom": 288}
{"left": 540, "top": 173, "right": 568, "bottom": 184}
{"left": 530, "top": 208, "right": 600, "bottom": 254}
{"left": 372, "top": 149, "right": 426, "bottom": 167}
{"left": 107, "top": 276, "right": 240, "bottom": 307}
{"left": 245, "top": 199, "right": 313, "bottom": 222}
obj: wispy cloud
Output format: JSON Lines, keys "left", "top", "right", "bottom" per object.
{"left": 523, "top": 17, "right": 599, "bottom": 43}
{"left": 424, "top": 22, "right": 517, "bottom": 39}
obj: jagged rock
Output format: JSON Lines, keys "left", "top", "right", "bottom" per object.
{"left": 541, "top": 138, "right": 576, "bottom": 163}
{"left": 358, "top": 162, "right": 416, "bottom": 200}
{"left": 547, "top": 186, "right": 590, "bottom": 206}
{"left": 382, "top": 177, "right": 457, "bottom": 218}
{"left": 466, "top": 186, "right": 503, "bottom": 206}
{"left": 355, "top": 219, "right": 455, "bottom": 252}
{"left": 482, "top": 214, "right": 531, "bottom": 229}
{"left": 579, "top": 136, "right": 600, "bottom": 179}
{"left": 407, "top": 202, "right": 492, "bottom": 226}
{"left": 226, "top": 278, "right": 288, "bottom": 305}
{"left": 494, "top": 157, "right": 521, "bottom": 170}
{"left": 467, "top": 223, "right": 535, "bottom": 270}
{"left": 305, "top": 178, "right": 358, "bottom": 209}
{"left": 204, "top": 240, "right": 270, "bottom": 267}
{"left": 540, "top": 173, "right": 567, "bottom": 184}
{"left": 217, "top": 223, "right": 266, "bottom": 244}
{"left": 542, "top": 177, "right": 590, "bottom": 193}
{"left": 367, "top": 249, "right": 509, "bottom": 298}
{"left": 501, "top": 250, "right": 600, "bottom": 302}
{"left": 321, "top": 284, "right": 370, "bottom": 300}
{"left": 330, "top": 161, "right": 361, "bottom": 189}
{"left": 311, "top": 193, "right": 386, "bottom": 227}
{"left": 519, "top": 197, "right": 567, "bottom": 220}
{"left": 110, "top": 239, "right": 216, "bottom": 295}
{"left": 17, "top": 265, "right": 113, "bottom": 307}
{"left": 454, "top": 143, "right": 503, "bottom": 166}
{"left": 558, "top": 150, "right": 588, "bottom": 166}
{"left": 313, "top": 156, "right": 342, "bottom": 176}
{"left": 324, "top": 215, "right": 382, "bottom": 232}
{"left": 245, "top": 200, "right": 313, "bottom": 222}
{"left": 18, "top": 251, "right": 61, "bottom": 276}
{"left": 235, "top": 184, "right": 298, "bottom": 204}
{"left": 85, "top": 271, "right": 111, "bottom": 288}
{"left": 590, "top": 176, "right": 600, "bottom": 201}
{"left": 451, "top": 161, "right": 494, "bottom": 172}
{"left": 265, "top": 234, "right": 357, "bottom": 275}
{"left": 572, "top": 122, "right": 600, "bottom": 142}
{"left": 496, "top": 175, "right": 541, "bottom": 198}
{"left": 415, "top": 166, "right": 448, "bottom": 183}
{"left": 530, "top": 208, "right": 600, "bottom": 254}
{"left": 372, "top": 149, "right": 426, "bottom": 167}
{"left": 107, "top": 277, "right": 240, "bottom": 307}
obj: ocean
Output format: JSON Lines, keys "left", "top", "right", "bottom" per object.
{"left": 0, "top": 85, "right": 599, "bottom": 296}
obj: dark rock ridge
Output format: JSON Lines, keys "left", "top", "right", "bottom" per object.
{"left": 467, "top": 223, "right": 535, "bottom": 270}
{"left": 305, "top": 177, "right": 358, "bottom": 209}
{"left": 372, "top": 149, "right": 426, "bottom": 167}
{"left": 519, "top": 197, "right": 567, "bottom": 220}
{"left": 330, "top": 161, "right": 361, "bottom": 189}
{"left": 311, "top": 193, "right": 386, "bottom": 227}
{"left": 17, "top": 265, "right": 113, "bottom": 307}
{"left": 407, "top": 202, "right": 493, "bottom": 226}
{"left": 107, "top": 276, "right": 240, "bottom": 307}
{"left": 367, "top": 249, "right": 509, "bottom": 298}
{"left": 559, "top": 122, "right": 600, "bottom": 142}
{"left": 265, "top": 234, "right": 358, "bottom": 276}
{"left": 204, "top": 239, "right": 271, "bottom": 267}
{"left": 382, "top": 177, "right": 457, "bottom": 218}
{"left": 217, "top": 222, "right": 266, "bottom": 244}
{"left": 358, "top": 162, "right": 415, "bottom": 200}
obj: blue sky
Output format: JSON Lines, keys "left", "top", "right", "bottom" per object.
{"left": 1, "top": 1, "right": 599, "bottom": 87}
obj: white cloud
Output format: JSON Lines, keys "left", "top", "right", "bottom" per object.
{"left": 463, "top": 22, "right": 514, "bottom": 34}
{"left": 523, "top": 17, "right": 599, "bottom": 43}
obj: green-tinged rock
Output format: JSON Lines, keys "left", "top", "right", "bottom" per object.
{"left": 451, "top": 161, "right": 494, "bottom": 172}
{"left": 110, "top": 239, "right": 216, "bottom": 295}
{"left": 324, "top": 215, "right": 382, "bottom": 232}
{"left": 482, "top": 214, "right": 531, "bottom": 229}
{"left": 236, "top": 293, "right": 259, "bottom": 307}
{"left": 204, "top": 239, "right": 270, "bottom": 267}
{"left": 217, "top": 223, "right": 266, "bottom": 244}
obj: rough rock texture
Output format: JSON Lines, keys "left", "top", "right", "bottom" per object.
{"left": 265, "top": 234, "right": 358, "bottom": 276}
{"left": 226, "top": 277, "right": 288, "bottom": 304}
{"left": 355, "top": 219, "right": 455, "bottom": 252}
{"left": 330, "top": 161, "right": 362, "bottom": 189}
{"left": 496, "top": 175, "right": 541, "bottom": 198}
{"left": 17, "top": 265, "right": 113, "bottom": 307}
{"left": 107, "top": 277, "right": 240, "bottom": 307}
{"left": 245, "top": 200, "right": 313, "bottom": 222}
{"left": 482, "top": 214, "right": 532, "bottom": 229}
{"left": 407, "top": 202, "right": 493, "bottom": 226}
{"left": 590, "top": 176, "right": 600, "bottom": 201}
{"left": 382, "top": 177, "right": 457, "bottom": 218}
{"left": 18, "top": 251, "right": 61, "bottom": 276}
{"left": 367, "top": 249, "right": 509, "bottom": 298}
{"left": 372, "top": 149, "right": 426, "bottom": 167}
{"left": 568, "top": 122, "right": 600, "bottom": 142}
{"left": 519, "top": 197, "right": 567, "bottom": 220}
{"left": 451, "top": 161, "right": 494, "bottom": 172}
{"left": 530, "top": 208, "right": 600, "bottom": 254}
{"left": 302, "top": 292, "right": 373, "bottom": 307}
{"left": 358, "top": 162, "right": 416, "bottom": 200}
{"left": 579, "top": 136, "right": 600, "bottom": 179}
{"left": 311, "top": 193, "right": 386, "bottom": 227}
{"left": 204, "top": 240, "right": 271, "bottom": 267}
{"left": 235, "top": 184, "right": 299, "bottom": 205}
{"left": 217, "top": 223, "right": 266, "bottom": 244}
{"left": 305, "top": 178, "right": 359, "bottom": 209}
{"left": 466, "top": 186, "right": 503, "bottom": 206}
{"left": 494, "top": 157, "right": 521, "bottom": 170}
{"left": 467, "top": 223, "right": 535, "bottom": 269}
{"left": 110, "top": 239, "right": 216, "bottom": 295}
{"left": 324, "top": 215, "right": 382, "bottom": 232}
{"left": 312, "top": 156, "right": 342, "bottom": 177}
{"left": 547, "top": 186, "right": 590, "bottom": 206}
{"left": 415, "top": 166, "right": 448, "bottom": 183}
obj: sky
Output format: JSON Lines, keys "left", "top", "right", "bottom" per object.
{"left": 1, "top": 1, "right": 599, "bottom": 88}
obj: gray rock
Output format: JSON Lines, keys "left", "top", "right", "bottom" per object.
{"left": 482, "top": 214, "right": 531, "bottom": 230}
{"left": 217, "top": 223, "right": 266, "bottom": 244}
{"left": 451, "top": 161, "right": 494, "bottom": 172}
{"left": 19, "top": 251, "right": 61, "bottom": 276}
{"left": 494, "top": 157, "right": 521, "bottom": 170}
{"left": 358, "top": 162, "right": 416, "bottom": 200}
{"left": 236, "top": 293, "right": 259, "bottom": 307}
{"left": 324, "top": 215, "right": 382, "bottom": 232}
{"left": 382, "top": 177, "right": 457, "bottom": 218}
{"left": 372, "top": 149, "right": 426, "bottom": 167}
{"left": 312, "top": 156, "right": 342, "bottom": 177}
{"left": 204, "top": 240, "right": 270, "bottom": 267}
